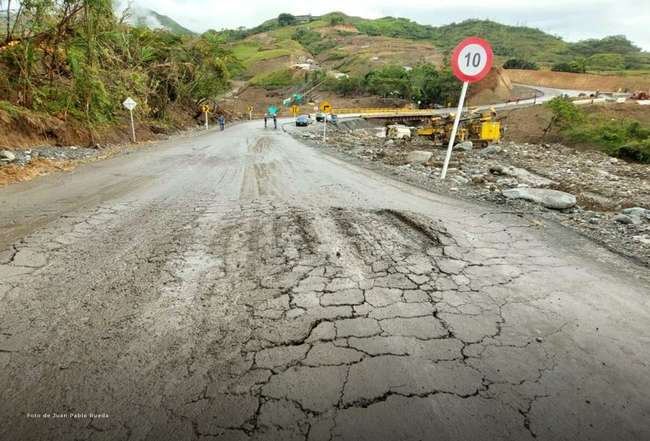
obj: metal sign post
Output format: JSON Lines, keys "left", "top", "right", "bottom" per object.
{"left": 202, "top": 104, "right": 210, "bottom": 130}
{"left": 441, "top": 81, "right": 468, "bottom": 179}
{"left": 122, "top": 97, "right": 137, "bottom": 143}
{"left": 320, "top": 102, "right": 332, "bottom": 143}
{"left": 440, "top": 37, "right": 493, "bottom": 180}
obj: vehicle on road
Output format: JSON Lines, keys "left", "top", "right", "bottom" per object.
{"left": 295, "top": 115, "right": 311, "bottom": 127}
{"left": 315, "top": 112, "right": 326, "bottom": 122}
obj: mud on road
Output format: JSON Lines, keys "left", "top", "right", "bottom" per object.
{"left": 0, "top": 122, "right": 649, "bottom": 441}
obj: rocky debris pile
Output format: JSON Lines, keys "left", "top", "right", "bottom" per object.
{"left": 291, "top": 123, "right": 650, "bottom": 265}
{"left": 0, "top": 146, "right": 100, "bottom": 167}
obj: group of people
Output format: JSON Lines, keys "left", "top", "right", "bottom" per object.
{"left": 208, "top": 113, "right": 279, "bottom": 131}
{"left": 263, "top": 113, "right": 278, "bottom": 129}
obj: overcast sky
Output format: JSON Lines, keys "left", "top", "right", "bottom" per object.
{"left": 129, "top": 0, "right": 650, "bottom": 50}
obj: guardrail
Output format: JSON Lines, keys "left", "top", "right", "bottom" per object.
{"left": 334, "top": 108, "right": 439, "bottom": 115}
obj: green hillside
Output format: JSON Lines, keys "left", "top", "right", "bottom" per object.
{"left": 218, "top": 12, "right": 650, "bottom": 73}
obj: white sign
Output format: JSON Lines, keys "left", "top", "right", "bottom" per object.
{"left": 123, "top": 97, "right": 137, "bottom": 142}
{"left": 457, "top": 44, "right": 488, "bottom": 77}
{"left": 122, "top": 97, "right": 137, "bottom": 111}
{"left": 451, "top": 37, "right": 493, "bottom": 84}
{"left": 441, "top": 37, "right": 494, "bottom": 180}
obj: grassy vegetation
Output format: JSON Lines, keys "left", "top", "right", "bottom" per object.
{"left": 547, "top": 97, "right": 650, "bottom": 163}
{"left": 251, "top": 69, "right": 302, "bottom": 89}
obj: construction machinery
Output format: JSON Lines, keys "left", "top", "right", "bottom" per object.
{"left": 416, "top": 108, "right": 502, "bottom": 147}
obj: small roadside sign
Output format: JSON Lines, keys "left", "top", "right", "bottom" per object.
{"left": 248, "top": 105, "right": 254, "bottom": 120}
{"left": 122, "top": 97, "right": 137, "bottom": 142}
{"left": 441, "top": 37, "right": 493, "bottom": 180}
{"left": 291, "top": 105, "right": 300, "bottom": 116}
{"left": 320, "top": 101, "right": 332, "bottom": 113}
{"left": 122, "top": 97, "right": 137, "bottom": 111}
{"left": 201, "top": 104, "right": 210, "bottom": 129}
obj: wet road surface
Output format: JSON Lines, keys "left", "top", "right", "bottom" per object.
{"left": 1, "top": 121, "right": 649, "bottom": 440}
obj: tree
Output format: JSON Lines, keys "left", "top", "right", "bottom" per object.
{"left": 551, "top": 58, "right": 586, "bottom": 73}
{"left": 587, "top": 53, "right": 625, "bottom": 71}
{"left": 408, "top": 63, "right": 460, "bottom": 107}
{"left": 545, "top": 96, "right": 583, "bottom": 134}
{"left": 503, "top": 58, "right": 539, "bottom": 70}
{"left": 364, "top": 65, "right": 411, "bottom": 98}
{"left": 278, "top": 13, "right": 296, "bottom": 27}
{"left": 329, "top": 14, "right": 345, "bottom": 26}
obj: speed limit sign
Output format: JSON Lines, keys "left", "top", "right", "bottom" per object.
{"left": 441, "top": 37, "right": 493, "bottom": 180}
{"left": 451, "top": 37, "right": 493, "bottom": 83}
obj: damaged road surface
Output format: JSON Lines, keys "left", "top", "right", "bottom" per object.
{"left": 0, "top": 121, "right": 649, "bottom": 441}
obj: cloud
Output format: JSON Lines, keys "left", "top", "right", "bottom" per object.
{"left": 128, "top": 0, "right": 650, "bottom": 50}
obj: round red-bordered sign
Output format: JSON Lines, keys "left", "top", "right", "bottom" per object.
{"left": 451, "top": 37, "right": 493, "bottom": 83}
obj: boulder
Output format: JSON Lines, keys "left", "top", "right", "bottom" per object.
{"left": 406, "top": 151, "right": 433, "bottom": 164}
{"left": 489, "top": 164, "right": 506, "bottom": 175}
{"left": 507, "top": 167, "right": 555, "bottom": 187}
{"left": 451, "top": 175, "right": 469, "bottom": 185}
{"left": 502, "top": 188, "right": 577, "bottom": 210}
{"left": 613, "top": 214, "right": 634, "bottom": 225}
{"left": 456, "top": 141, "right": 473, "bottom": 151}
{"left": 479, "top": 145, "right": 500, "bottom": 157}
{"left": 622, "top": 207, "right": 649, "bottom": 222}
{"left": 0, "top": 150, "right": 16, "bottom": 162}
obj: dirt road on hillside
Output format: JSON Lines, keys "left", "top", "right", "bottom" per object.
{"left": 0, "top": 121, "right": 649, "bottom": 441}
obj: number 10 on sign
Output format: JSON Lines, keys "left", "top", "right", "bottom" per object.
{"left": 441, "top": 37, "right": 493, "bottom": 180}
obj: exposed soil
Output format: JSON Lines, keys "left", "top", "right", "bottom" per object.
{"left": 467, "top": 68, "right": 514, "bottom": 106}
{"left": 0, "top": 103, "right": 199, "bottom": 150}
{"left": 0, "top": 158, "right": 77, "bottom": 187}
{"left": 506, "top": 69, "right": 650, "bottom": 92}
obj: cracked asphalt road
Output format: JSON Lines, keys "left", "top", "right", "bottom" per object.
{"left": 1, "top": 121, "right": 649, "bottom": 441}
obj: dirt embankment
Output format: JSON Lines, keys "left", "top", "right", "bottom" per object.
{"left": 467, "top": 68, "right": 513, "bottom": 106}
{"left": 0, "top": 103, "right": 200, "bottom": 150}
{"left": 506, "top": 69, "right": 650, "bottom": 92}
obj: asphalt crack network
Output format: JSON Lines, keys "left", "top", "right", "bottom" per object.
{"left": 1, "top": 193, "right": 647, "bottom": 441}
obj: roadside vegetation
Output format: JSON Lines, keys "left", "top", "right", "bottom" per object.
{"left": 546, "top": 97, "right": 650, "bottom": 163}
{"left": 0, "top": 0, "right": 236, "bottom": 143}
{"left": 321, "top": 63, "right": 460, "bottom": 107}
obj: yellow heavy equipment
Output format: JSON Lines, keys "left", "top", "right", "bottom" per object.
{"left": 416, "top": 108, "right": 502, "bottom": 147}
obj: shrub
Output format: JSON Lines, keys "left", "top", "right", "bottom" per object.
{"left": 503, "top": 59, "right": 539, "bottom": 70}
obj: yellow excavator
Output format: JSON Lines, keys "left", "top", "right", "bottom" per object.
{"left": 417, "top": 108, "right": 502, "bottom": 147}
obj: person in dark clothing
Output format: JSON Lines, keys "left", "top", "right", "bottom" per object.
{"left": 264, "top": 114, "right": 268, "bottom": 129}
{"left": 273, "top": 114, "right": 277, "bottom": 130}
{"left": 218, "top": 115, "right": 225, "bottom": 131}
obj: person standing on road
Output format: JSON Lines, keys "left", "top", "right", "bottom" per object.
{"left": 273, "top": 114, "right": 277, "bottom": 130}
{"left": 218, "top": 115, "right": 225, "bottom": 131}
{"left": 264, "top": 114, "right": 268, "bottom": 129}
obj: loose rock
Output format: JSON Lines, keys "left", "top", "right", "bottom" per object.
{"left": 502, "top": 188, "right": 577, "bottom": 210}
